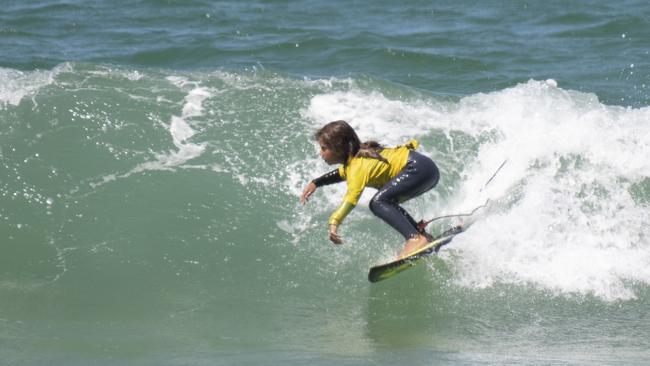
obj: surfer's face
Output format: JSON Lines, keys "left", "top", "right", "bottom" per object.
{"left": 319, "top": 140, "right": 340, "bottom": 165}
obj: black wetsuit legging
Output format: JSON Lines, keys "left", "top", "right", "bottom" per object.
{"left": 369, "top": 150, "right": 439, "bottom": 239}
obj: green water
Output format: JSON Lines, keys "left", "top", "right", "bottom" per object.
{"left": 2, "top": 1, "right": 650, "bottom": 365}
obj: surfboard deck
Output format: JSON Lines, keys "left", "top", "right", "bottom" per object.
{"left": 368, "top": 225, "right": 464, "bottom": 283}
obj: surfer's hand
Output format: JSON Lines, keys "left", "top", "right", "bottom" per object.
{"left": 300, "top": 181, "right": 317, "bottom": 204}
{"left": 328, "top": 224, "right": 343, "bottom": 244}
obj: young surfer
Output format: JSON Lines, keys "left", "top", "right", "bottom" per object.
{"left": 300, "top": 120, "right": 440, "bottom": 259}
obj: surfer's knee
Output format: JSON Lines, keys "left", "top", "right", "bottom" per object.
{"left": 368, "top": 195, "right": 382, "bottom": 216}
{"left": 369, "top": 193, "right": 390, "bottom": 217}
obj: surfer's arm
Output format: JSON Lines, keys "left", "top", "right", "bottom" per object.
{"left": 327, "top": 202, "right": 354, "bottom": 245}
{"left": 326, "top": 174, "right": 364, "bottom": 227}
{"left": 324, "top": 168, "right": 364, "bottom": 244}
{"left": 328, "top": 201, "right": 355, "bottom": 227}
{"left": 300, "top": 170, "right": 343, "bottom": 204}
{"left": 312, "top": 169, "right": 343, "bottom": 187}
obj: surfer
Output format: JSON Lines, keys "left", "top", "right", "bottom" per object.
{"left": 300, "top": 120, "right": 440, "bottom": 259}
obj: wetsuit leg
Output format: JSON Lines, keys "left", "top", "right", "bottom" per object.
{"left": 396, "top": 205, "right": 419, "bottom": 231}
{"left": 369, "top": 151, "right": 439, "bottom": 239}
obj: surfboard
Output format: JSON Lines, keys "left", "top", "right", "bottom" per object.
{"left": 368, "top": 225, "right": 464, "bottom": 283}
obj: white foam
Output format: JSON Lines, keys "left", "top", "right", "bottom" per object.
{"left": 93, "top": 77, "right": 211, "bottom": 186}
{"left": 444, "top": 80, "right": 650, "bottom": 301}
{"left": 133, "top": 77, "right": 209, "bottom": 169}
{"left": 304, "top": 90, "right": 444, "bottom": 146}
{"left": 0, "top": 63, "right": 71, "bottom": 109}
{"left": 301, "top": 80, "right": 650, "bottom": 301}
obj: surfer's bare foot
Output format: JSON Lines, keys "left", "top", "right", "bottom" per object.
{"left": 397, "top": 234, "right": 430, "bottom": 259}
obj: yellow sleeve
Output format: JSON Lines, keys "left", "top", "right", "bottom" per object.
{"left": 328, "top": 202, "right": 355, "bottom": 226}
{"left": 341, "top": 171, "right": 366, "bottom": 205}
{"left": 328, "top": 166, "right": 366, "bottom": 225}
{"left": 328, "top": 181, "right": 364, "bottom": 225}
{"left": 328, "top": 157, "right": 373, "bottom": 225}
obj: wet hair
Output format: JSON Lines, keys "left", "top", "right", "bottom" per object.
{"left": 314, "top": 120, "right": 388, "bottom": 166}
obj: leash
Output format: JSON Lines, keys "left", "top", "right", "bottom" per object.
{"left": 417, "top": 159, "right": 507, "bottom": 232}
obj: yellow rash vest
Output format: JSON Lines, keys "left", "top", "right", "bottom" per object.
{"left": 328, "top": 139, "right": 419, "bottom": 226}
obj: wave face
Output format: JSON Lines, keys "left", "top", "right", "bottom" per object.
{"left": 2, "top": 0, "right": 650, "bottom": 364}
{"left": 1, "top": 63, "right": 649, "bottom": 364}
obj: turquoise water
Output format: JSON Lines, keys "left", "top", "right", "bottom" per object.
{"left": 2, "top": 1, "right": 650, "bottom": 365}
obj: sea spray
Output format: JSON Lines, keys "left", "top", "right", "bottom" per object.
{"left": 301, "top": 79, "right": 650, "bottom": 300}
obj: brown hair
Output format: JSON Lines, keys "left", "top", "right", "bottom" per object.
{"left": 314, "top": 120, "right": 387, "bottom": 166}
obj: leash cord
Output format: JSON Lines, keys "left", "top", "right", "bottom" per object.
{"left": 418, "top": 159, "right": 507, "bottom": 231}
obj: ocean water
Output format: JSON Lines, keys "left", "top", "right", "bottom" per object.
{"left": 1, "top": 1, "right": 650, "bottom": 365}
